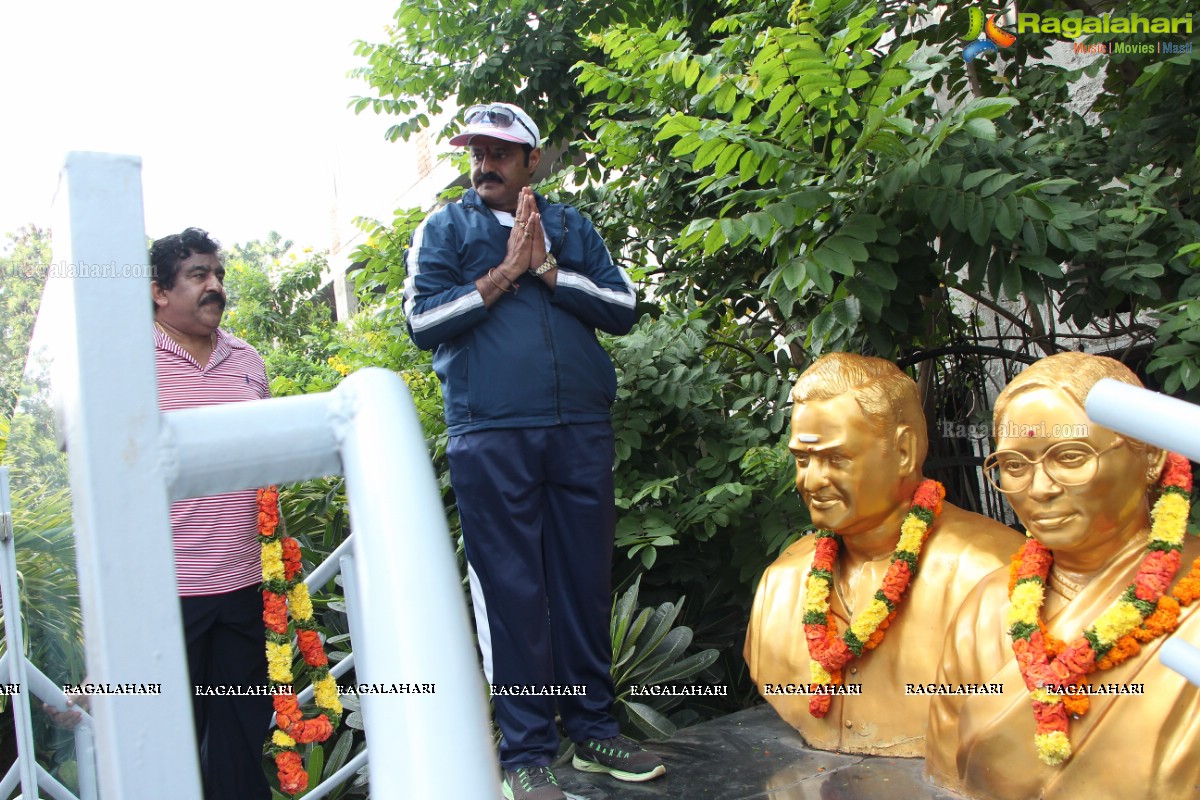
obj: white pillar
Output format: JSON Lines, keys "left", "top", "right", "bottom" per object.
{"left": 53, "top": 152, "right": 202, "bottom": 799}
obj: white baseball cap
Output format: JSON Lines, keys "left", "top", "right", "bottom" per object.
{"left": 449, "top": 103, "right": 540, "bottom": 149}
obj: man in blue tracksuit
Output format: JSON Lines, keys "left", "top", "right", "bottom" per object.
{"left": 403, "top": 103, "right": 666, "bottom": 800}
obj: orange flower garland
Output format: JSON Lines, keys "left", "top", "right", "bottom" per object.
{"left": 258, "top": 486, "right": 343, "bottom": 796}
{"left": 1008, "top": 453, "right": 1195, "bottom": 765}
{"left": 802, "top": 479, "right": 946, "bottom": 717}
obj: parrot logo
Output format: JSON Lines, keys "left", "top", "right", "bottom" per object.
{"left": 962, "top": 6, "right": 1017, "bottom": 61}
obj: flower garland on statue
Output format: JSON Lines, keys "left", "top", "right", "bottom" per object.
{"left": 1007, "top": 453, "right": 1197, "bottom": 767}
{"left": 802, "top": 479, "right": 946, "bottom": 717}
{"left": 258, "top": 486, "right": 343, "bottom": 795}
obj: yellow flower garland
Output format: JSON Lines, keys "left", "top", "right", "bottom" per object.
{"left": 258, "top": 486, "right": 342, "bottom": 796}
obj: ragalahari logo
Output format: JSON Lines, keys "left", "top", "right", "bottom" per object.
{"left": 962, "top": 6, "right": 1018, "bottom": 61}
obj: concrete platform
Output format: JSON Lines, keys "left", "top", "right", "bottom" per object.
{"left": 554, "top": 706, "right": 966, "bottom": 800}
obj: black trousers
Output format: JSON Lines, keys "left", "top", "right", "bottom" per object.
{"left": 448, "top": 423, "right": 621, "bottom": 769}
{"left": 181, "top": 585, "right": 273, "bottom": 800}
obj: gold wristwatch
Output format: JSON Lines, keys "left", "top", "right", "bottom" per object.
{"left": 530, "top": 253, "right": 557, "bottom": 276}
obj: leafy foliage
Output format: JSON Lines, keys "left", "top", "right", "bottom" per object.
{"left": 608, "top": 306, "right": 805, "bottom": 586}
{"left": 0, "top": 227, "right": 50, "bottom": 425}
{"left": 608, "top": 575, "right": 719, "bottom": 739}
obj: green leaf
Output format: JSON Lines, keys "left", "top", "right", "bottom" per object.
{"left": 845, "top": 277, "right": 883, "bottom": 317}
{"left": 966, "top": 193, "right": 989, "bottom": 245}
{"left": 655, "top": 113, "right": 702, "bottom": 141}
{"left": 962, "top": 96, "right": 1019, "bottom": 120}
{"left": 822, "top": 235, "right": 868, "bottom": 262}
{"left": 703, "top": 223, "right": 726, "bottom": 255}
{"left": 859, "top": 260, "right": 898, "bottom": 291}
{"left": 995, "top": 195, "right": 1021, "bottom": 240}
{"left": 611, "top": 575, "right": 641, "bottom": 656}
{"left": 1018, "top": 255, "right": 1064, "bottom": 279}
{"left": 624, "top": 701, "right": 677, "bottom": 740}
{"left": 647, "top": 648, "right": 720, "bottom": 684}
{"left": 962, "top": 168, "right": 1003, "bottom": 191}
{"left": 306, "top": 743, "right": 325, "bottom": 790}
{"left": 979, "top": 172, "right": 1021, "bottom": 197}
{"left": 669, "top": 134, "right": 704, "bottom": 157}
{"left": 1022, "top": 219, "right": 1047, "bottom": 256}
{"left": 324, "top": 730, "right": 355, "bottom": 779}
{"left": 839, "top": 214, "right": 883, "bottom": 242}
{"left": 812, "top": 243, "right": 855, "bottom": 276}
{"left": 744, "top": 211, "right": 775, "bottom": 243}
{"left": 962, "top": 118, "right": 997, "bottom": 141}
{"left": 714, "top": 143, "right": 744, "bottom": 178}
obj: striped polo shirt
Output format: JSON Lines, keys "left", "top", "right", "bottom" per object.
{"left": 155, "top": 326, "right": 270, "bottom": 596}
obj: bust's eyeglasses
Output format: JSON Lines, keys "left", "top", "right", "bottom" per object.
{"left": 983, "top": 438, "right": 1125, "bottom": 494}
{"left": 463, "top": 104, "right": 537, "bottom": 143}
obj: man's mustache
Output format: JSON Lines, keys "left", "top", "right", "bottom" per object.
{"left": 476, "top": 172, "right": 503, "bottom": 185}
{"left": 200, "top": 292, "right": 226, "bottom": 309}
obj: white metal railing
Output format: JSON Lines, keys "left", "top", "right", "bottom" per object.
{"left": 31, "top": 151, "right": 497, "bottom": 797}
{"left": 0, "top": 465, "right": 99, "bottom": 800}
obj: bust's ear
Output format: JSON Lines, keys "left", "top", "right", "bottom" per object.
{"left": 1147, "top": 445, "right": 1167, "bottom": 487}
{"left": 894, "top": 424, "right": 918, "bottom": 478}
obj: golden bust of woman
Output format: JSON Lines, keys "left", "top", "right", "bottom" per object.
{"left": 926, "top": 352, "right": 1200, "bottom": 799}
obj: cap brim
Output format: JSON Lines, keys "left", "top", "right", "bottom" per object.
{"left": 448, "top": 126, "right": 534, "bottom": 147}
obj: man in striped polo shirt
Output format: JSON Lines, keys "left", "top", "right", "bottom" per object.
{"left": 150, "top": 227, "right": 272, "bottom": 799}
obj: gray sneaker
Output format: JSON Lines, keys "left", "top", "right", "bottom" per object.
{"left": 572, "top": 735, "right": 666, "bottom": 782}
{"left": 501, "top": 765, "right": 565, "bottom": 800}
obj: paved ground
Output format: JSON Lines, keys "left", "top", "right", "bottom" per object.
{"left": 552, "top": 705, "right": 967, "bottom": 800}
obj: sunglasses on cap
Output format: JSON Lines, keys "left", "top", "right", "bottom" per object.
{"left": 463, "top": 104, "right": 538, "bottom": 142}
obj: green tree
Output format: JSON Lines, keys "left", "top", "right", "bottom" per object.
{"left": 220, "top": 237, "right": 342, "bottom": 397}
{"left": 0, "top": 227, "right": 51, "bottom": 425}
{"left": 354, "top": 0, "right": 1199, "bottom": 386}
{"left": 347, "top": 0, "right": 1200, "bottom": 716}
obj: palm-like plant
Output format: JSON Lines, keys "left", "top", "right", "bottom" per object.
{"left": 609, "top": 575, "right": 720, "bottom": 740}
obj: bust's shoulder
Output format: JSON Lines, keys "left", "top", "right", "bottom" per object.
{"left": 931, "top": 502, "right": 1023, "bottom": 557}
{"left": 761, "top": 533, "right": 819, "bottom": 577}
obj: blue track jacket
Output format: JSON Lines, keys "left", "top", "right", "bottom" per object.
{"left": 403, "top": 189, "right": 637, "bottom": 436}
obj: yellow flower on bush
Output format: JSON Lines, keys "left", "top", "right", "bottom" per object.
{"left": 327, "top": 355, "right": 351, "bottom": 377}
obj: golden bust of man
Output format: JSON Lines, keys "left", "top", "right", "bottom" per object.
{"left": 926, "top": 352, "right": 1200, "bottom": 799}
{"left": 744, "top": 353, "right": 1021, "bottom": 756}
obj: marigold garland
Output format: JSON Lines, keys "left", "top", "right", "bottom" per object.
{"left": 1008, "top": 453, "right": 1195, "bottom": 766}
{"left": 259, "top": 486, "right": 343, "bottom": 795}
{"left": 802, "top": 479, "right": 946, "bottom": 717}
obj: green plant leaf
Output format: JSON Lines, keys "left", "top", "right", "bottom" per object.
{"left": 624, "top": 701, "right": 677, "bottom": 740}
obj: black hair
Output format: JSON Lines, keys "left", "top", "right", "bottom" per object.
{"left": 521, "top": 143, "right": 533, "bottom": 167}
{"left": 150, "top": 227, "right": 220, "bottom": 291}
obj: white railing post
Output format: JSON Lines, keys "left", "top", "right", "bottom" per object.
{"left": 0, "top": 467, "right": 39, "bottom": 797}
{"left": 335, "top": 369, "right": 497, "bottom": 798}
{"left": 53, "top": 152, "right": 202, "bottom": 798}
{"left": 48, "top": 151, "right": 496, "bottom": 799}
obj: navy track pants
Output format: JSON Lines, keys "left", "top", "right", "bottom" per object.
{"left": 447, "top": 422, "right": 621, "bottom": 769}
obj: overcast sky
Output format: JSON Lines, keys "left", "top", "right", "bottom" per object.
{"left": 0, "top": 0, "right": 426, "bottom": 252}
